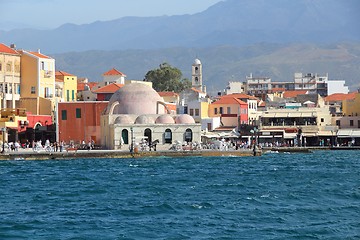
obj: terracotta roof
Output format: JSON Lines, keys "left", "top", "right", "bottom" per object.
{"left": 212, "top": 97, "right": 247, "bottom": 105}
{"left": 93, "top": 83, "right": 124, "bottom": 93}
{"left": 221, "top": 93, "right": 258, "bottom": 100}
{"left": 77, "top": 82, "right": 98, "bottom": 91}
{"left": 55, "top": 70, "right": 74, "bottom": 77}
{"left": 103, "top": 68, "right": 126, "bottom": 76}
{"left": 0, "top": 43, "right": 18, "bottom": 55}
{"left": 271, "top": 88, "right": 286, "bottom": 92}
{"left": 324, "top": 92, "right": 357, "bottom": 102}
{"left": 55, "top": 78, "right": 64, "bottom": 83}
{"left": 158, "top": 91, "right": 179, "bottom": 97}
{"left": 283, "top": 90, "right": 308, "bottom": 98}
{"left": 28, "top": 51, "right": 51, "bottom": 59}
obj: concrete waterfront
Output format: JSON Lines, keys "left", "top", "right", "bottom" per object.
{"left": 0, "top": 147, "right": 261, "bottom": 160}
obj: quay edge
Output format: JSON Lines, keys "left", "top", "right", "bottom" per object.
{"left": 0, "top": 149, "right": 261, "bottom": 160}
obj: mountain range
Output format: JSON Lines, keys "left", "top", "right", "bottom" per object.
{"left": 1, "top": 0, "right": 359, "bottom": 93}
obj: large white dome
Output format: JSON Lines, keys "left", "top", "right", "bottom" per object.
{"left": 107, "top": 83, "right": 165, "bottom": 115}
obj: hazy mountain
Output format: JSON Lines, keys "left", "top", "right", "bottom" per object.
{"left": 52, "top": 42, "right": 360, "bottom": 94}
{"left": 1, "top": 0, "right": 359, "bottom": 53}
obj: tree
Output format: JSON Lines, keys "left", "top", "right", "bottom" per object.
{"left": 144, "top": 62, "right": 191, "bottom": 92}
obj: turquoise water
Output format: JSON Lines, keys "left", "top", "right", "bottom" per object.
{"left": 0, "top": 151, "right": 359, "bottom": 239}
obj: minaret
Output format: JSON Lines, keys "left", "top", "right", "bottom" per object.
{"left": 192, "top": 58, "right": 202, "bottom": 91}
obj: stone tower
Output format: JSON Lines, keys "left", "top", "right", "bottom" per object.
{"left": 191, "top": 58, "right": 202, "bottom": 91}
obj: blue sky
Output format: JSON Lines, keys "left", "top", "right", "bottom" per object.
{"left": 0, "top": 0, "right": 223, "bottom": 30}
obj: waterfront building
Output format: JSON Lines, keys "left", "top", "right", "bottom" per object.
{"left": 55, "top": 71, "right": 78, "bottom": 102}
{"left": 324, "top": 92, "right": 356, "bottom": 116}
{"left": 342, "top": 92, "right": 360, "bottom": 117}
{"left": 101, "top": 83, "right": 201, "bottom": 150}
{"left": 18, "top": 49, "right": 55, "bottom": 115}
{"left": 57, "top": 101, "right": 108, "bottom": 144}
{"left": 0, "top": 43, "right": 21, "bottom": 109}
{"left": 259, "top": 106, "right": 332, "bottom": 146}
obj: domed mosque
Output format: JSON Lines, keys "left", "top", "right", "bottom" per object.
{"left": 101, "top": 83, "right": 201, "bottom": 150}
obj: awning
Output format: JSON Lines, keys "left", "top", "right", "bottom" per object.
{"left": 337, "top": 129, "right": 352, "bottom": 137}
{"left": 284, "top": 132, "right": 297, "bottom": 139}
{"left": 337, "top": 129, "right": 360, "bottom": 138}
{"left": 275, "top": 113, "right": 288, "bottom": 118}
{"left": 318, "top": 130, "right": 334, "bottom": 136}
{"left": 301, "top": 112, "right": 315, "bottom": 117}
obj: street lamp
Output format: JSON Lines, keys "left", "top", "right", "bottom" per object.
{"left": 130, "top": 127, "right": 134, "bottom": 153}
{"left": 1, "top": 127, "right": 6, "bottom": 154}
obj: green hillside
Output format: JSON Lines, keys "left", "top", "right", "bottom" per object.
{"left": 53, "top": 42, "right": 360, "bottom": 95}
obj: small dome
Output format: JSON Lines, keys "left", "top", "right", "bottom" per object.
{"left": 114, "top": 115, "right": 135, "bottom": 124}
{"left": 174, "top": 114, "right": 195, "bottom": 124}
{"left": 135, "top": 115, "right": 156, "bottom": 124}
{"left": 155, "top": 115, "right": 175, "bottom": 124}
{"left": 194, "top": 58, "right": 201, "bottom": 65}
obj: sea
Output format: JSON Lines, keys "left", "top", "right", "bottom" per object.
{"left": 0, "top": 150, "right": 359, "bottom": 240}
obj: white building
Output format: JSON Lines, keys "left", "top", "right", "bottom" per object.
{"left": 101, "top": 83, "right": 201, "bottom": 150}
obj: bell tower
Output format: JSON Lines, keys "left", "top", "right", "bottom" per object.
{"left": 192, "top": 58, "right": 202, "bottom": 91}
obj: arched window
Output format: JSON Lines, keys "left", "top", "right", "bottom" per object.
{"left": 144, "top": 128, "right": 152, "bottom": 144}
{"left": 122, "top": 129, "right": 129, "bottom": 144}
{"left": 184, "top": 128, "right": 193, "bottom": 142}
{"left": 164, "top": 129, "right": 172, "bottom": 144}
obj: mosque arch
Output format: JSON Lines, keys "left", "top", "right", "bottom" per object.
{"left": 164, "top": 129, "right": 172, "bottom": 144}
{"left": 122, "top": 129, "right": 129, "bottom": 144}
{"left": 108, "top": 101, "right": 120, "bottom": 115}
{"left": 144, "top": 128, "right": 152, "bottom": 144}
{"left": 157, "top": 101, "right": 171, "bottom": 114}
{"left": 184, "top": 128, "right": 193, "bottom": 143}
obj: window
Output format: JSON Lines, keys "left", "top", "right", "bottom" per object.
{"left": 76, "top": 108, "right": 81, "bottom": 118}
{"left": 227, "top": 107, "right": 231, "bottom": 114}
{"left": 183, "top": 106, "right": 188, "bottom": 114}
{"left": 336, "top": 120, "right": 340, "bottom": 126}
{"left": 61, "top": 110, "right": 67, "bottom": 120}
{"left": 31, "top": 86, "right": 36, "bottom": 94}
{"left": 350, "top": 120, "right": 354, "bottom": 126}
{"left": 195, "top": 109, "right": 199, "bottom": 116}
{"left": 190, "top": 109, "right": 194, "bottom": 116}
{"left": 0, "top": 62, "right": 2, "bottom": 71}
{"left": 214, "top": 108, "right": 218, "bottom": 115}
{"left": 219, "top": 107, "right": 223, "bottom": 114}
{"left": 321, "top": 118, "right": 324, "bottom": 123}
{"left": 358, "top": 120, "right": 360, "bottom": 128}
{"left": 164, "top": 129, "right": 172, "bottom": 144}
{"left": 67, "top": 90, "right": 70, "bottom": 101}
{"left": 72, "top": 90, "right": 75, "bottom": 100}
{"left": 6, "top": 62, "right": 11, "bottom": 72}
{"left": 41, "top": 61, "right": 45, "bottom": 70}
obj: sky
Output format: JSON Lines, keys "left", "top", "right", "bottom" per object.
{"left": 0, "top": 0, "right": 223, "bottom": 30}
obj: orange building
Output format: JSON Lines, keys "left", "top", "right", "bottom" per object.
{"left": 57, "top": 101, "right": 108, "bottom": 144}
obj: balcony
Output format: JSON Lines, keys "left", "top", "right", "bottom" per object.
{"left": 44, "top": 70, "right": 53, "bottom": 78}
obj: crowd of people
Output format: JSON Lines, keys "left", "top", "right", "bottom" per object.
{"left": 0, "top": 139, "right": 96, "bottom": 153}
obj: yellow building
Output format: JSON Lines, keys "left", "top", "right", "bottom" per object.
{"left": 55, "top": 71, "right": 77, "bottom": 102}
{"left": 0, "top": 43, "right": 21, "bottom": 109}
{"left": 18, "top": 49, "right": 55, "bottom": 115}
{"left": 342, "top": 92, "right": 360, "bottom": 117}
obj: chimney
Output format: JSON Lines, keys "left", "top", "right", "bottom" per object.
{"left": 10, "top": 44, "right": 16, "bottom": 49}
{"left": 37, "top": 49, "right": 41, "bottom": 53}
